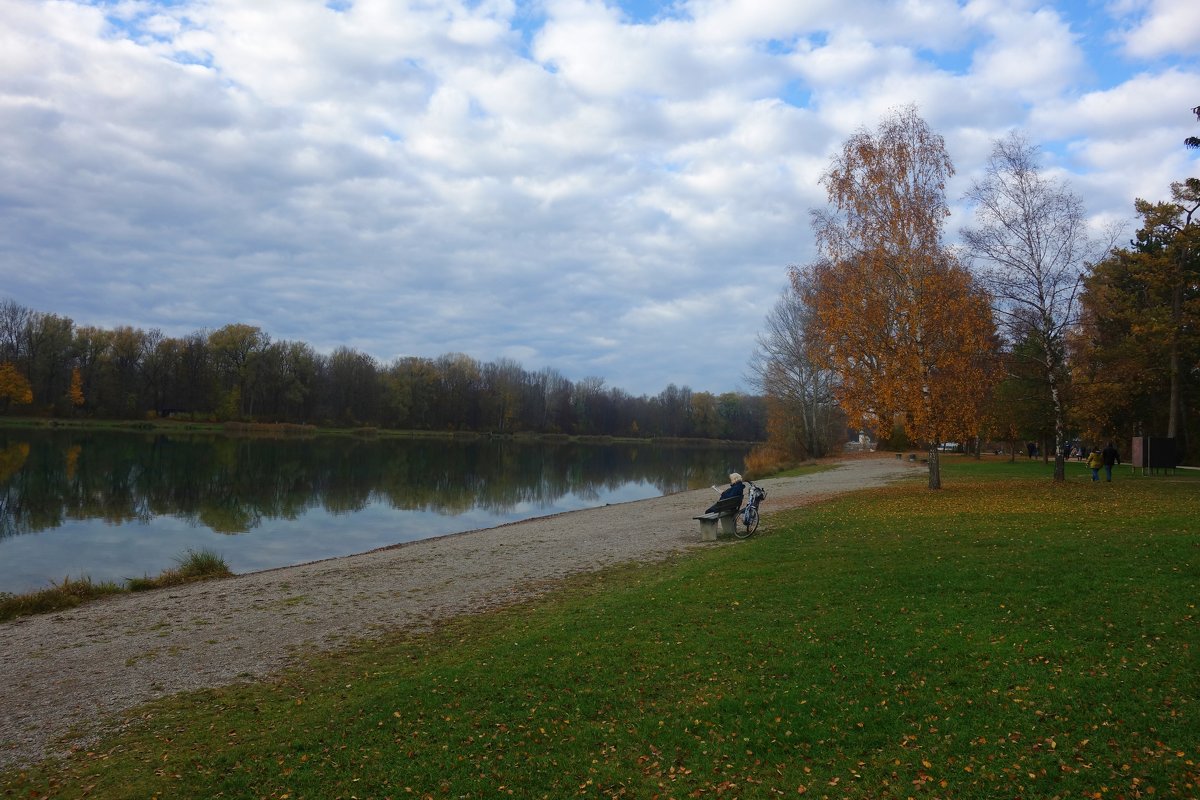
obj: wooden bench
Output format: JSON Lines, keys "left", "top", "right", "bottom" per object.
{"left": 693, "top": 495, "right": 741, "bottom": 541}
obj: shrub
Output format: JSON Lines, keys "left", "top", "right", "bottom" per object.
{"left": 0, "top": 576, "right": 123, "bottom": 622}
{"left": 1, "top": 551, "right": 232, "bottom": 621}
{"left": 744, "top": 443, "right": 794, "bottom": 477}
{"left": 175, "top": 549, "right": 232, "bottom": 580}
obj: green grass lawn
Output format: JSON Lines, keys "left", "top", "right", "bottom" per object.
{"left": 4, "top": 457, "right": 1197, "bottom": 799}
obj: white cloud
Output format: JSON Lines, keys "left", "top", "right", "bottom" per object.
{"left": 1118, "top": 0, "right": 1200, "bottom": 59}
{"left": 534, "top": 0, "right": 784, "bottom": 102}
{"left": 1029, "top": 68, "right": 1200, "bottom": 141}
{"left": 792, "top": 30, "right": 924, "bottom": 92}
{"left": 963, "top": 0, "right": 1085, "bottom": 97}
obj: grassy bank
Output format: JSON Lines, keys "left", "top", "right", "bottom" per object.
{"left": 3, "top": 458, "right": 1197, "bottom": 798}
{"left": 0, "top": 550, "right": 231, "bottom": 623}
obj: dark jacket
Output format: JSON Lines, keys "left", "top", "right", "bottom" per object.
{"left": 705, "top": 481, "right": 744, "bottom": 513}
{"left": 718, "top": 481, "right": 745, "bottom": 502}
{"left": 1102, "top": 444, "right": 1120, "bottom": 466}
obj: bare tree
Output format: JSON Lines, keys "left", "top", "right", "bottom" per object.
{"left": 962, "top": 132, "right": 1104, "bottom": 481}
{"left": 748, "top": 277, "right": 839, "bottom": 458}
{"left": 0, "top": 299, "right": 31, "bottom": 365}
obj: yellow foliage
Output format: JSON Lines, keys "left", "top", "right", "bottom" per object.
{"left": 68, "top": 366, "right": 84, "bottom": 407}
{"left": 802, "top": 107, "right": 997, "bottom": 450}
{"left": 0, "top": 442, "right": 30, "bottom": 483}
{"left": 0, "top": 362, "right": 34, "bottom": 406}
{"left": 65, "top": 444, "right": 81, "bottom": 482}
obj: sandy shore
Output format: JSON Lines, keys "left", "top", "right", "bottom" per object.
{"left": 0, "top": 456, "right": 918, "bottom": 770}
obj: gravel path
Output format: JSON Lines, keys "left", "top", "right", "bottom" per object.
{"left": 0, "top": 456, "right": 918, "bottom": 769}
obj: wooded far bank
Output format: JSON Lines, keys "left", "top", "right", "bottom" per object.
{"left": 0, "top": 298, "right": 767, "bottom": 442}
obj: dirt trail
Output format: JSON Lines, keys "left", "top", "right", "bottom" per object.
{"left": 0, "top": 456, "right": 918, "bottom": 769}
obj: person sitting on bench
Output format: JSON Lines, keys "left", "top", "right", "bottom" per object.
{"left": 706, "top": 472, "right": 745, "bottom": 513}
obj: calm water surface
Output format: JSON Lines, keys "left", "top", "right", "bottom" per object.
{"left": 0, "top": 428, "right": 748, "bottom": 594}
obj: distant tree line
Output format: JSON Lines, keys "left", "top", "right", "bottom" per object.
{"left": 0, "top": 299, "right": 766, "bottom": 441}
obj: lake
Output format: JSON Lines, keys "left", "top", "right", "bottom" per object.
{"left": 0, "top": 428, "right": 749, "bottom": 595}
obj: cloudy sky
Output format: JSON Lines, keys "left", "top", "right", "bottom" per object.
{"left": 2, "top": 0, "right": 1197, "bottom": 396}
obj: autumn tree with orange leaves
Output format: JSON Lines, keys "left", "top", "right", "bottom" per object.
{"left": 68, "top": 366, "right": 85, "bottom": 409}
{"left": 0, "top": 362, "right": 34, "bottom": 411}
{"left": 799, "top": 106, "right": 996, "bottom": 489}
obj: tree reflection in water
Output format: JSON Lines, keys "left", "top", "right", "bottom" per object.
{"left": 0, "top": 429, "right": 748, "bottom": 592}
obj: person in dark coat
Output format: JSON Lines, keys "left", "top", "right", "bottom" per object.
{"left": 1102, "top": 442, "right": 1120, "bottom": 482}
{"left": 706, "top": 472, "right": 745, "bottom": 513}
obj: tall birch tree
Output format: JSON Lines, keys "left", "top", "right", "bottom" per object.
{"left": 962, "top": 132, "right": 1103, "bottom": 481}
{"left": 805, "top": 106, "right": 996, "bottom": 489}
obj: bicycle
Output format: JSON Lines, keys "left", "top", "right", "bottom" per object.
{"left": 734, "top": 481, "right": 766, "bottom": 539}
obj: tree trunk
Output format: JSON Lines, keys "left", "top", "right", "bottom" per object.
{"left": 806, "top": 390, "right": 818, "bottom": 457}
{"left": 927, "top": 445, "right": 941, "bottom": 489}
{"left": 1045, "top": 347, "right": 1066, "bottom": 482}
{"left": 1051, "top": 401, "right": 1066, "bottom": 482}
{"left": 1168, "top": 281, "right": 1183, "bottom": 438}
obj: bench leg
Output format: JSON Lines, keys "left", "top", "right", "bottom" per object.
{"left": 698, "top": 517, "right": 719, "bottom": 541}
{"left": 718, "top": 514, "right": 737, "bottom": 537}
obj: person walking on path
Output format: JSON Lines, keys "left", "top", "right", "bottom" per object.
{"left": 1102, "top": 442, "right": 1121, "bottom": 482}
{"left": 1087, "top": 447, "right": 1104, "bottom": 482}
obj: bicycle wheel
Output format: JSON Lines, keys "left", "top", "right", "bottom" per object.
{"left": 734, "top": 505, "right": 758, "bottom": 539}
